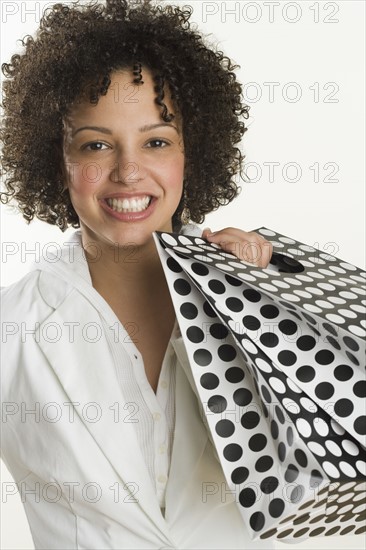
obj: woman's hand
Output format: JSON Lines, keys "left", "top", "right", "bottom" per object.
{"left": 202, "top": 227, "right": 273, "bottom": 269}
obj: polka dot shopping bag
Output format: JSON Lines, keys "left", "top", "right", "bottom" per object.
{"left": 154, "top": 228, "right": 366, "bottom": 542}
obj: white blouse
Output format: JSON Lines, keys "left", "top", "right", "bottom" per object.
{"left": 113, "top": 321, "right": 180, "bottom": 511}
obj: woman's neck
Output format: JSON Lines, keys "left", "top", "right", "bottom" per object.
{"left": 81, "top": 232, "right": 168, "bottom": 301}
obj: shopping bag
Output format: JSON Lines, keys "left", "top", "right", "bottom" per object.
{"left": 153, "top": 227, "right": 366, "bottom": 541}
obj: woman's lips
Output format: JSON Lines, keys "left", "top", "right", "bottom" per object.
{"left": 99, "top": 195, "right": 157, "bottom": 221}
{"left": 105, "top": 195, "right": 151, "bottom": 213}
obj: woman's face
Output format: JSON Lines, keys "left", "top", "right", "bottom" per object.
{"left": 62, "top": 69, "right": 185, "bottom": 249}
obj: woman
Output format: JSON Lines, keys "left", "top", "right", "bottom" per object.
{"left": 1, "top": 0, "right": 273, "bottom": 548}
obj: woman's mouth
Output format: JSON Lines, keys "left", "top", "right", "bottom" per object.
{"left": 100, "top": 194, "right": 157, "bottom": 222}
{"left": 105, "top": 195, "right": 152, "bottom": 213}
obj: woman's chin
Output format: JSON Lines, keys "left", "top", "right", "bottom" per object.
{"left": 79, "top": 217, "right": 174, "bottom": 252}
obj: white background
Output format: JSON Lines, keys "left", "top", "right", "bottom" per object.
{"left": 1, "top": 1, "right": 365, "bottom": 548}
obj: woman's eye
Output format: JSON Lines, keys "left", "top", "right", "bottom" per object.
{"left": 82, "top": 142, "right": 108, "bottom": 151}
{"left": 146, "top": 139, "right": 169, "bottom": 148}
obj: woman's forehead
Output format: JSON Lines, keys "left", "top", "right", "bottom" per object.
{"left": 64, "top": 69, "right": 182, "bottom": 127}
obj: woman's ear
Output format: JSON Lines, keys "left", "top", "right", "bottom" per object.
{"left": 61, "top": 162, "right": 69, "bottom": 191}
{"left": 58, "top": 152, "right": 70, "bottom": 192}
{"left": 180, "top": 181, "right": 190, "bottom": 225}
{"left": 59, "top": 117, "right": 73, "bottom": 191}
{"left": 52, "top": 139, "right": 69, "bottom": 193}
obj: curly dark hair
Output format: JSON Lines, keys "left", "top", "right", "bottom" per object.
{"left": 1, "top": 0, "right": 249, "bottom": 232}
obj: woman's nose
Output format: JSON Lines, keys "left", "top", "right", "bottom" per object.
{"left": 109, "top": 156, "right": 144, "bottom": 185}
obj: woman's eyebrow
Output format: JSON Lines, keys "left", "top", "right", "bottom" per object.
{"left": 138, "top": 123, "right": 179, "bottom": 134}
{"left": 72, "top": 122, "right": 178, "bottom": 137}
{"left": 72, "top": 126, "right": 112, "bottom": 137}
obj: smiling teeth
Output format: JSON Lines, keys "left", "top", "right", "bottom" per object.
{"left": 106, "top": 196, "right": 151, "bottom": 213}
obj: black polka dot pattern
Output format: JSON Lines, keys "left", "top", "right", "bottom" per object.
{"left": 154, "top": 230, "right": 366, "bottom": 542}
{"left": 260, "top": 479, "right": 366, "bottom": 540}
{"left": 157, "top": 230, "right": 365, "bottom": 446}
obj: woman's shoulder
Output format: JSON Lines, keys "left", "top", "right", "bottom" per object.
{"left": 180, "top": 223, "right": 203, "bottom": 237}
{"left": 1, "top": 270, "right": 42, "bottom": 311}
{"left": 1, "top": 230, "right": 84, "bottom": 318}
{"left": 1, "top": 268, "right": 71, "bottom": 322}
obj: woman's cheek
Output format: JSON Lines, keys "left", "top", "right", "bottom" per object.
{"left": 67, "top": 164, "right": 105, "bottom": 195}
{"left": 164, "top": 155, "right": 185, "bottom": 188}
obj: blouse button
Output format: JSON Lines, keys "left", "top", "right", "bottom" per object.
{"left": 153, "top": 412, "right": 161, "bottom": 421}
